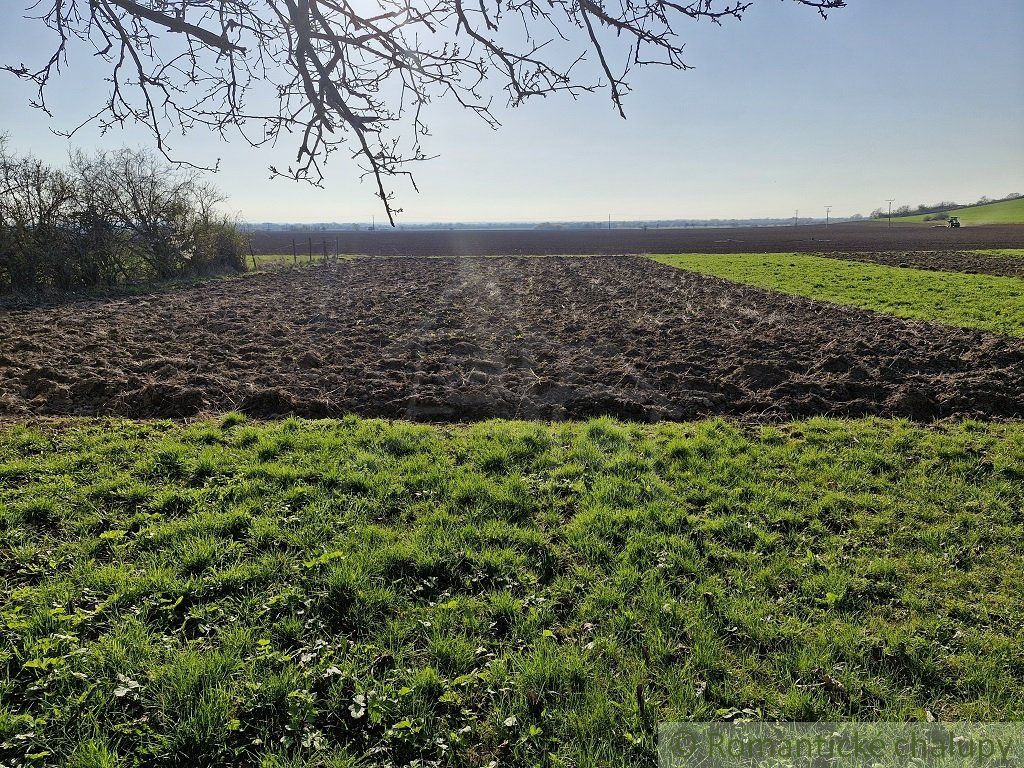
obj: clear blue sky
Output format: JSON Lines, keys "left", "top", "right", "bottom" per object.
{"left": 1, "top": 0, "right": 1021, "bottom": 223}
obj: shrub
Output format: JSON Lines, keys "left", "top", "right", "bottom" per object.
{"left": 189, "top": 214, "right": 248, "bottom": 275}
{"left": 0, "top": 137, "right": 247, "bottom": 293}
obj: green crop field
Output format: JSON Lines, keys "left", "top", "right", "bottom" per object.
{"left": 893, "top": 198, "right": 1024, "bottom": 226}
{"left": 2, "top": 415, "right": 1024, "bottom": 766}
{"left": 651, "top": 253, "right": 1024, "bottom": 336}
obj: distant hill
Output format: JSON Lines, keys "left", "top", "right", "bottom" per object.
{"left": 894, "top": 197, "right": 1024, "bottom": 226}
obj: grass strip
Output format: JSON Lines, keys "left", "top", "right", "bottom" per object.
{"left": 652, "top": 253, "right": 1024, "bottom": 336}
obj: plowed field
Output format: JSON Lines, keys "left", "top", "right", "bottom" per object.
{"left": 3, "top": 256, "right": 1022, "bottom": 422}
{"left": 250, "top": 222, "right": 1024, "bottom": 256}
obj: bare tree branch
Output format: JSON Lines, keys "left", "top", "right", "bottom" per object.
{"left": 3, "top": 0, "right": 845, "bottom": 224}
{"left": 105, "top": 0, "right": 247, "bottom": 52}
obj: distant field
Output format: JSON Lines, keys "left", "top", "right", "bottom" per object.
{"left": 3, "top": 415, "right": 1024, "bottom": 765}
{"left": 652, "top": 253, "right": 1024, "bottom": 337}
{"left": 894, "top": 198, "right": 1024, "bottom": 226}
{"left": 246, "top": 222, "right": 1024, "bottom": 258}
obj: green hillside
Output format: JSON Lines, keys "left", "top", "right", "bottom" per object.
{"left": 895, "top": 197, "right": 1024, "bottom": 225}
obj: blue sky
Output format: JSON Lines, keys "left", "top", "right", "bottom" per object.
{"left": 1, "top": 0, "right": 1021, "bottom": 223}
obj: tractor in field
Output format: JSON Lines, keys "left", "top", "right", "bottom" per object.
{"left": 948, "top": 216, "right": 961, "bottom": 228}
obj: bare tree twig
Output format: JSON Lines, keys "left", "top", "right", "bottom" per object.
{"left": 4, "top": 0, "right": 845, "bottom": 224}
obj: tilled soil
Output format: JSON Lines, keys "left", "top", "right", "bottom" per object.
{"left": 251, "top": 222, "right": 1024, "bottom": 256}
{"left": 1, "top": 256, "right": 1023, "bottom": 422}
{"left": 821, "top": 251, "right": 1024, "bottom": 278}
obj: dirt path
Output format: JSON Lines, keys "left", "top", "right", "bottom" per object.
{"left": 1, "top": 256, "right": 1022, "bottom": 421}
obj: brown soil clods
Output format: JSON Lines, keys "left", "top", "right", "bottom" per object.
{"left": 1, "top": 256, "right": 1022, "bottom": 422}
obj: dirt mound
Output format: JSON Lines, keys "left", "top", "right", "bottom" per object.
{"left": 114, "top": 383, "right": 208, "bottom": 418}
{"left": 1, "top": 256, "right": 1022, "bottom": 422}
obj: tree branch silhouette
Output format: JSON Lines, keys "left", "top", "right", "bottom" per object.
{"left": 5, "top": 0, "right": 844, "bottom": 224}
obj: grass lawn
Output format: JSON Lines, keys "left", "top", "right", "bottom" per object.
{"left": 893, "top": 198, "right": 1024, "bottom": 226}
{"left": 651, "top": 253, "right": 1024, "bottom": 337}
{"left": 3, "top": 415, "right": 1024, "bottom": 766}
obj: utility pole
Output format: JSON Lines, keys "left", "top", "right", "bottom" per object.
{"left": 608, "top": 213, "right": 611, "bottom": 231}
{"left": 886, "top": 199, "right": 895, "bottom": 229}
{"left": 825, "top": 205, "right": 832, "bottom": 227}
{"left": 794, "top": 209, "right": 799, "bottom": 227}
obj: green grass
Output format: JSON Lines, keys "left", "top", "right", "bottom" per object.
{"left": 252, "top": 254, "right": 352, "bottom": 267}
{"left": 253, "top": 253, "right": 301, "bottom": 267}
{"left": 651, "top": 253, "right": 1024, "bottom": 336}
{"left": 893, "top": 198, "right": 1024, "bottom": 225}
{"left": 3, "top": 415, "right": 1024, "bottom": 766}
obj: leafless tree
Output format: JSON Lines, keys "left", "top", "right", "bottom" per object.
{"left": 1, "top": 138, "right": 246, "bottom": 291}
{"left": 74, "top": 147, "right": 246, "bottom": 278}
{"left": 0, "top": 137, "right": 80, "bottom": 288}
{"left": 74, "top": 148, "right": 196, "bottom": 277}
{"left": 4, "top": 0, "right": 844, "bottom": 224}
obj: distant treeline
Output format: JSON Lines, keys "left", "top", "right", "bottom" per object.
{"left": 245, "top": 215, "right": 867, "bottom": 233}
{"left": 0, "top": 138, "right": 248, "bottom": 293}
{"left": 871, "top": 193, "right": 1022, "bottom": 220}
